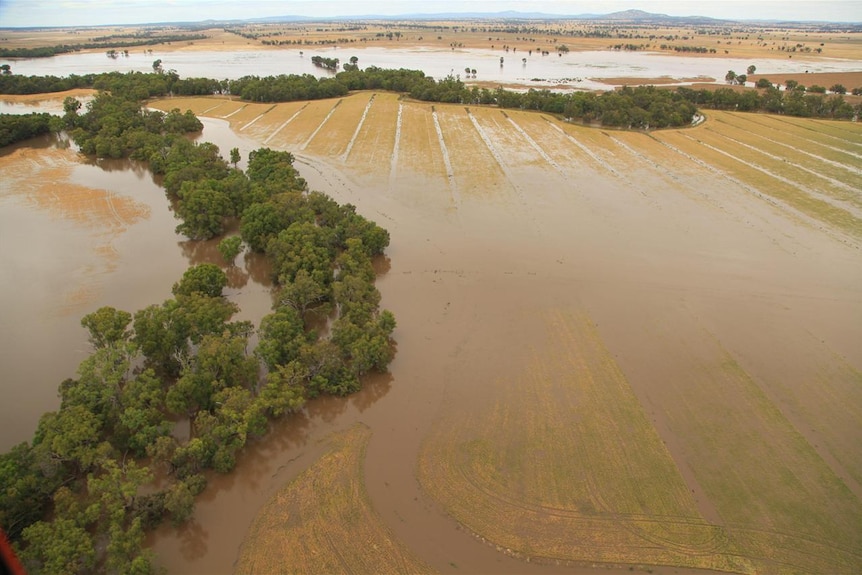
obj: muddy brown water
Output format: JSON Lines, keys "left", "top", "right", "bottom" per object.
{"left": 7, "top": 47, "right": 862, "bottom": 92}
{"left": 2, "top": 95, "right": 860, "bottom": 574}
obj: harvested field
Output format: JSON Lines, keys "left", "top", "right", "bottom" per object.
{"left": 652, "top": 115, "right": 862, "bottom": 239}
{"left": 343, "top": 92, "right": 400, "bottom": 181}
{"left": 304, "top": 92, "right": 373, "bottom": 158}
{"left": 433, "top": 105, "right": 510, "bottom": 200}
{"left": 262, "top": 98, "right": 340, "bottom": 149}
{"left": 235, "top": 424, "right": 432, "bottom": 575}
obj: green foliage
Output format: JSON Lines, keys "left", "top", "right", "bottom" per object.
{"left": 167, "top": 330, "right": 257, "bottom": 418}
{"left": 256, "top": 306, "right": 311, "bottom": 370}
{"left": 0, "top": 443, "right": 61, "bottom": 540}
{"left": 172, "top": 263, "right": 228, "bottom": 298}
{"left": 0, "top": 112, "right": 54, "bottom": 147}
{"left": 258, "top": 361, "right": 308, "bottom": 417}
{"left": 278, "top": 268, "right": 328, "bottom": 315}
{"left": 267, "top": 221, "right": 336, "bottom": 286}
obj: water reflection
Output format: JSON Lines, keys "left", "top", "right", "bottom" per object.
{"left": 7, "top": 47, "right": 860, "bottom": 91}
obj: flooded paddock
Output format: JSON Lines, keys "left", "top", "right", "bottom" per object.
{"left": 2, "top": 85, "right": 861, "bottom": 573}
{"left": 6, "top": 46, "right": 861, "bottom": 91}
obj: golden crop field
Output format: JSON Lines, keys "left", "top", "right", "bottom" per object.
{"left": 235, "top": 424, "right": 432, "bottom": 575}
{"left": 148, "top": 91, "right": 862, "bottom": 573}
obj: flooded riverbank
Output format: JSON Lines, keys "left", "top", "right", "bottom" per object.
{"left": 0, "top": 119, "right": 274, "bottom": 450}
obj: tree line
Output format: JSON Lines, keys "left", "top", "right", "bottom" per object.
{"left": 0, "top": 112, "right": 53, "bottom": 146}
{"left": 0, "top": 34, "right": 208, "bottom": 58}
{"left": 1, "top": 84, "right": 394, "bottom": 574}
{"left": 674, "top": 85, "right": 858, "bottom": 120}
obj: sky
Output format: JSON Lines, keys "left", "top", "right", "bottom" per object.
{"left": 0, "top": 0, "right": 860, "bottom": 28}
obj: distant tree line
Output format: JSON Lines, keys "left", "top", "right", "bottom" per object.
{"left": 0, "top": 34, "right": 208, "bottom": 58}
{"left": 0, "top": 112, "right": 53, "bottom": 146}
{"left": 1, "top": 84, "right": 394, "bottom": 574}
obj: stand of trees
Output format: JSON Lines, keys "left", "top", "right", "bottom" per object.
{"left": 1, "top": 84, "right": 394, "bottom": 574}
{"left": 675, "top": 85, "right": 858, "bottom": 119}
{"left": 0, "top": 112, "right": 54, "bottom": 146}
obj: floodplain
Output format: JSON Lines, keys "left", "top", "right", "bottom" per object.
{"left": 1, "top": 17, "right": 861, "bottom": 573}
{"left": 146, "top": 91, "right": 862, "bottom": 573}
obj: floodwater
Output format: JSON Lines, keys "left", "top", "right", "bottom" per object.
{"left": 148, "top": 99, "right": 861, "bottom": 572}
{"left": 3, "top": 88, "right": 861, "bottom": 574}
{"left": 0, "top": 117, "right": 273, "bottom": 450}
{"left": 5, "top": 46, "right": 861, "bottom": 91}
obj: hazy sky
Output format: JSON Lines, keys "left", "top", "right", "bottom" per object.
{"left": 0, "top": 0, "right": 860, "bottom": 28}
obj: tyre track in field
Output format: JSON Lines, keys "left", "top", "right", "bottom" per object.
{"left": 301, "top": 100, "right": 342, "bottom": 150}
{"left": 239, "top": 105, "right": 275, "bottom": 132}
{"left": 263, "top": 103, "right": 308, "bottom": 145}
{"left": 465, "top": 108, "right": 536, "bottom": 222}
{"left": 431, "top": 106, "right": 460, "bottom": 208}
{"left": 500, "top": 111, "right": 564, "bottom": 176}
{"left": 220, "top": 104, "right": 248, "bottom": 119}
{"left": 703, "top": 126, "right": 862, "bottom": 200}
{"left": 715, "top": 115, "right": 862, "bottom": 176}
{"left": 765, "top": 115, "right": 862, "bottom": 150}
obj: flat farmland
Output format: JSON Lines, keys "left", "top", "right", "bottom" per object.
{"left": 148, "top": 93, "right": 862, "bottom": 574}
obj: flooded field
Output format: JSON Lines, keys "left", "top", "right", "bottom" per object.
{"left": 2, "top": 87, "right": 861, "bottom": 574}
{"left": 147, "top": 93, "right": 862, "bottom": 573}
{"left": 6, "top": 46, "right": 862, "bottom": 91}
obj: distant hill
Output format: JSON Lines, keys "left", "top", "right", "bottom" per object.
{"left": 244, "top": 10, "right": 728, "bottom": 25}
